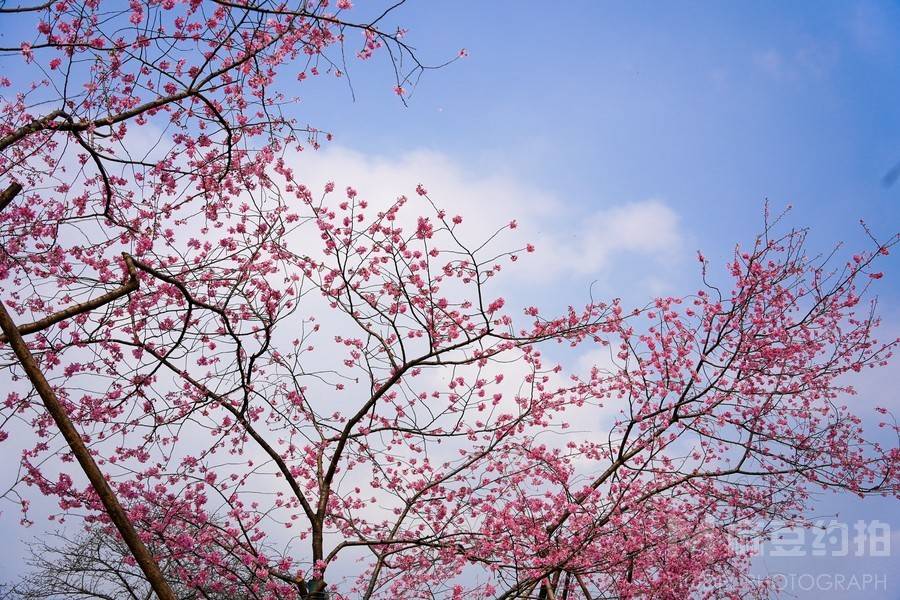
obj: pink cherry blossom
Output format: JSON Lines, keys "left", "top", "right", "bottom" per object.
{"left": 0, "top": 3, "right": 896, "bottom": 600}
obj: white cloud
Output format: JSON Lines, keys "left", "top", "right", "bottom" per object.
{"left": 288, "top": 145, "right": 682, "bottom": 283}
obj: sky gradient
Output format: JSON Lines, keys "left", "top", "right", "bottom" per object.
{"left": 1, "top": 2, "right": 899, "bottom": 596}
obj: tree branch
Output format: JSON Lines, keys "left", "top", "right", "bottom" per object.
{"left": 0, "top": 253, "right": 138, "bottom": 343}
{"left": 0, "top": 306, "right": 176, "bottom": 600}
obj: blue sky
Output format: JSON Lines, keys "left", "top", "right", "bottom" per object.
{"left": 302, "top": 1, "right": 900, "bottom": 265}
{"left": 288, "top": 0, "right": 900, "bottom": 318}
{"left": 252, "top": 2, "right": 900, "bottom": 595}
{"left": 2, "top": 1, "right": 900, "bottom": 596}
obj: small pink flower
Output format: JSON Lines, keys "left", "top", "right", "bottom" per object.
{"left": 416, "top": 217, "right": 434, "bottom": 239}
{"left": 129, "top": 0, "right": 144, "bottom": 24}
{"left": 487, "top": 297, "right": 505, "bottom": 313}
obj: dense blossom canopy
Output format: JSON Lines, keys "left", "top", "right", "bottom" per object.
{"left": 0, "top": 2, "right": 897, "bottom": 599}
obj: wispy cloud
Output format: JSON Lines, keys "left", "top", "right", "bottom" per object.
{"left": 753, "top": 42, "right": 839, "bottom": 81}
{"left": 288, "top": 146, "right": 683, "bottom": 286}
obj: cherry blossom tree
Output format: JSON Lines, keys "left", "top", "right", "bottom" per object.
{"left": 7, "top": 510, "right": 266, "bottom": 600}
{"left": 1, "top": 2, "right": 898, "bottom": 599}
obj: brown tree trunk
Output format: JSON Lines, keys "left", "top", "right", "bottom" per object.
{"left": 0, "top": 183, "right": 176, "bottom": 600}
